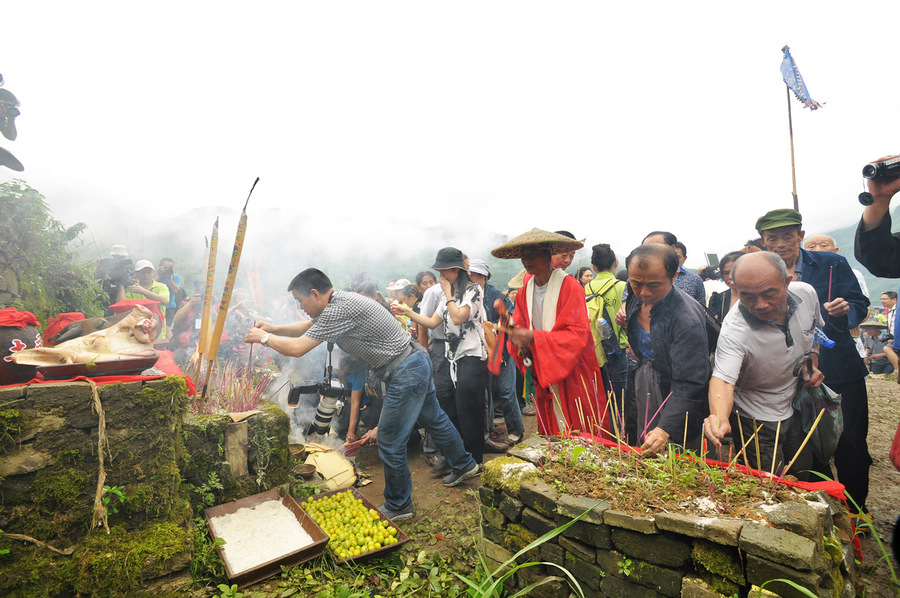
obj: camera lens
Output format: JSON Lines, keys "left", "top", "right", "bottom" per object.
{"left": 862, "top": 163, "right": 879, "bottom": 179}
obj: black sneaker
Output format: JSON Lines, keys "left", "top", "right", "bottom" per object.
{"left": 378, "top": 501, "right": 414, "bottom": 521}
{"left": 442, "top": 462, "right": 482, "bottom": 487}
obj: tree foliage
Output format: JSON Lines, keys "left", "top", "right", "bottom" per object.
{"left": 0, "top": 180, "right": 104, "bottom": 323}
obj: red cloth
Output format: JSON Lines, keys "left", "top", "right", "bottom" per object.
{"left": 891, "top": 419, "right": 900, "bottom": 472}
{"left": 0, "top": 307, "right": 40, "bottom": 328}
{"left": 0, "top": 350, "right": 196, "bottom": 395}
{"left": 44, "top": 312, "right": 85, "bottom": 343}
{"left": 509, "top": 272, "right": 610, "bottom": 438}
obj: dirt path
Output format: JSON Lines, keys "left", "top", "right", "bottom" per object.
{"left": 857, "top": 376, "right": 900, "bottom": 596}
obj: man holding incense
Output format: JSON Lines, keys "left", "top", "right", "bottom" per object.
{"left": 244, "top": 268, "right": 479, "bottom": 521}
{"left": 624, "top": 243, "right": 709, "bottom": 455}
{"left": 491, "top": 229, "right": 609, "bottom": 440}
{"left": 757, "top": 209, "right": 871, "bottom": 516}
{"left": 704, "top": 252, "right": 824, "bottom": 477}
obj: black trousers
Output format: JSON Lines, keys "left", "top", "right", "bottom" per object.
{"left": 809, "top": 377, "right": 871, "bottom": 513}
{"left": 454, "top": 356, "right": 488, "bottom": 464}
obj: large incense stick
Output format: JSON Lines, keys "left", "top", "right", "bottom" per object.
{"left": 197, "top": 218, "right": 219, "bottom": 361}
{"left": 770, "top": 418, "right": 782, "bottom": 477}
{"left": 203, "top": 177, "right": 259, "bottom": 397}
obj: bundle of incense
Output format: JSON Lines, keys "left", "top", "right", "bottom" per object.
{"left": 343, "top": 439, "right": 365, "bottom": 456}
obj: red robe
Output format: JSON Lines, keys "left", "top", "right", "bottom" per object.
{"left": 508, "top": 271, "right": 610, "bottom": 438}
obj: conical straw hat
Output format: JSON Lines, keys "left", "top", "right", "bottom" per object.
{"left": 507, "top": 269, "right": 526, "bottom": 290}
{"left": 491, "top": 228, "right": 584, "bottom": 259}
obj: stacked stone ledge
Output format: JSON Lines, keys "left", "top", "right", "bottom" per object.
{"left": 480, "top": 437, "right": 855, "bottom": 598}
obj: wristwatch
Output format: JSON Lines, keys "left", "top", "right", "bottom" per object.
{"left": 260, "top": 333, "right": 271, "bottom": 347}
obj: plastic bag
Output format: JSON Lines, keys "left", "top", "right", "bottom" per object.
{"left": 791, "top": 382, "right": 843, "bottom": 463}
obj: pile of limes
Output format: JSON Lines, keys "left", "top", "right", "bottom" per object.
{"left": 301, "top": 490, "right": 399, "bottom": 560}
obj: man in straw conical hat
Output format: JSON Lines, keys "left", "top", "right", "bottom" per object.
{"left": 491, "top": 229, "right": 610, "bottom": 439}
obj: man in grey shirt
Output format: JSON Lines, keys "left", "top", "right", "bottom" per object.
{"left": 703, "top": 252, "right": 824, "bottom": 476}
{"left": 245, "top": 268, "right": 479, "bottom": 520}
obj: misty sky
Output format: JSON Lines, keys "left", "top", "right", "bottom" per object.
{"left": 3, "top": 2, "right": 900, "bottom": 271}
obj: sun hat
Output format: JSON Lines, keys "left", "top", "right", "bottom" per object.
{"left": 109, "top": 245, "right": 129, "bottom": 258}
{"left": 860, "top": 320, "right": 887, "bottom": 328}
{"left": 468, "top": 259, "right": 490, "bottom": 277}
{"left": 386, "top": 278, "right": 412, "bottom": 291}
{"left": 491, "top": 228, "right": 584, "bottom": 260}
{"left": 432, "top": 247, "right": 466, "bottom": 270}
{"left": 755, "top": 209, "right": 803, "bottom": 234}
{"left": 134, "top": 259, "right": 154, "bottom": 271}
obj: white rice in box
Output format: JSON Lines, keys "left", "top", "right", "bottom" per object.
{"left": 207, "top": 499, "right": 314, "bottom": 574}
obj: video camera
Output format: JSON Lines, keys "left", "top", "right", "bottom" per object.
{"left": 96, "top": 257, "right": 136, "bottom": 287}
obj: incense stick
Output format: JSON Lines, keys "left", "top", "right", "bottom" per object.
{"left": 776, "top": 408, "right": 825, "bottom": 484}
{"left": 682, "top": 411, "right": 689, "bottom": 450}
{"left": 752, "top": 417, "right": 762, "bottom": 479}
{"left": 728, "top": 423, "right": 764, "bottom": 468}
{"left": 735, "top": 413, "right": 750, "bottom": 469}
{"left": 770, "top": 418, "right": 782, "bottom": 477}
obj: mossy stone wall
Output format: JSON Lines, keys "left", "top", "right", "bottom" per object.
{"left": 480, "top": 452, "right": 858, "bottom": 598}
{"left": 0, "top": 377, "right": 292, "bottom": 597}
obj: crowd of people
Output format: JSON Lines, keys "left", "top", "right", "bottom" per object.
{"left": 88, "top": 181, "right": 898, "bottom": 535}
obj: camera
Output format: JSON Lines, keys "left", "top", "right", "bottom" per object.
{"left": 862, "top": 157, "right": 900, "bottom": 180}
{"left": 288, "top": 378, "right": 350, "bottom": 436}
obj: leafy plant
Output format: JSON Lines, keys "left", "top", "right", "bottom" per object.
{"left": 617, "top": 557, "right": 633, "bottom": 577}
{"left": 0, "top": 180, "right": 104, "bottom": 321}
{"left": 214, "top": 583, "right": 246, "bottom": 598}
{"left": 0, "top": 529, "right": 9, "bottom": 556}
{"left": 193, "top": 472, "right": 224, "bottom": 512}
{"left": 102, "top": 485, "right": 126, "bottom": 515}
{"left": 454, "top": 499, "right": 597, "bottom": 598}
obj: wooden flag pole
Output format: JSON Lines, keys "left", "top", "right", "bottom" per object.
{"left": 786, "top": 85, "right": 799, "bottom": 212}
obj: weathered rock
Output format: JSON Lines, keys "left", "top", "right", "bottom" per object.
{"left": 604, "top": 509, "right": 657, "bottom": 534}
{"left": 0, "top": 445, "right": 51, "bottom": 476}
{"left": 519, "top": 480, "right": 559, "bottom": 517}
{"left": 508, "top": 443, "right": 544, "bottom": 465}
{"left": 655, "top": 511, "right": 743, "bottom": 545}
{"left": 479, "top": 484, "right": 502, "bottom": 508}
{"left": 557, "top": 493, "right": 608, "bottom": 525}
{"left": 745, "top": 554, "right": 823, "bottom": 598}
{"left": 522, "top": 506, "right": 556, "bottom": 537}
{"left": 740, "top": 521, "right": 817, "bottom": 571}
{"left": 539, "top": 540, "right": 565, "bottom": 565}
{"left": 481, "top": 456, "right": 540, "bottom": 498}
{"left": 627, "top": 558, "right": 684, "bottom": 597}
{"left": 559, "top": 534, "right": 595, "bottom": 563}
{"left": 601, "top": 573, "right": 662, "bottom": 598}
{"left": 481, "top": 504, "right": 506, "bottom": 530}
{"left": 691, "top": 539, "right": 744, "bottom": 584}
{"left": 682, "top": 577, "right": 730, "bottom": 598}
{"left": 517, "top": 565, "right": 572, "bottom": 598}
{"left": 758, "top": 500, "right": 823, "bottom": 549}
{"left": 611, "top": 528, "right": 691, "bottom": 568}
{"left": 559, "top": 517, "right": 613, "bottom": 549}
{"left": 499, "top": 492, "right": 524, "bottom": 522}
{"left": 564, "top": 551, "right": 603, "bottom": 591}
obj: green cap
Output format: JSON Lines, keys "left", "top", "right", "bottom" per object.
{"left": 755, "top": 209, "right": 803, "bottom": 234}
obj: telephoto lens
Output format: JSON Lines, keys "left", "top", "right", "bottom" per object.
{"left": 306, "top": 395, "right": 339, "bottom": 436}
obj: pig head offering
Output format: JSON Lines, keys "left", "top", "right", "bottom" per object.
{"left": 11, "top": 306, "right": 160, "bottom": 366}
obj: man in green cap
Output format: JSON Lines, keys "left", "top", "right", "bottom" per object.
{"left": 756, "top": 208, "right": 872, "bottom": 521}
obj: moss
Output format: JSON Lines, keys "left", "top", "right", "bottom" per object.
{"left": 0, "top": 543, "right": 75, "bottom": 597}
{"left": 247, "top": 403, "right": 291, "bottom": 491}
{"left": 67, "top": 522, "right": 193, "bottom": 597}
{"left": 0, "top": 407, "right": 22, "bottom": 450}
{"left": 482, "top": 456, "right": 539, "bottom": 498}
{"left": 504, "top": 523, "right": 541, "bottom": 563}
{"left": 706, "top": 574, "right": 741, "bottom": 597}
{"left": 692, "top": 539, "right": 743, "bottom": 584}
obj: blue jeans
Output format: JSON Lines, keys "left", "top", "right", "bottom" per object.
{"left": 487, "top": 357, "right": 524, "bottom": 438}
{"left": 378, "top": 350, "right": 476, "bottom": 511}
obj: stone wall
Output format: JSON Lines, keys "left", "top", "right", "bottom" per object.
{"left": 0, "top": 376, "right": 292, "bottom": 597}
{"left": 479, "top": 445, "right": 856, "bottom": 598}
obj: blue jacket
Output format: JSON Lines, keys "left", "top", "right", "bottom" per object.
{"left": 797, "top": 248, "right": 868, "bottom": 384}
